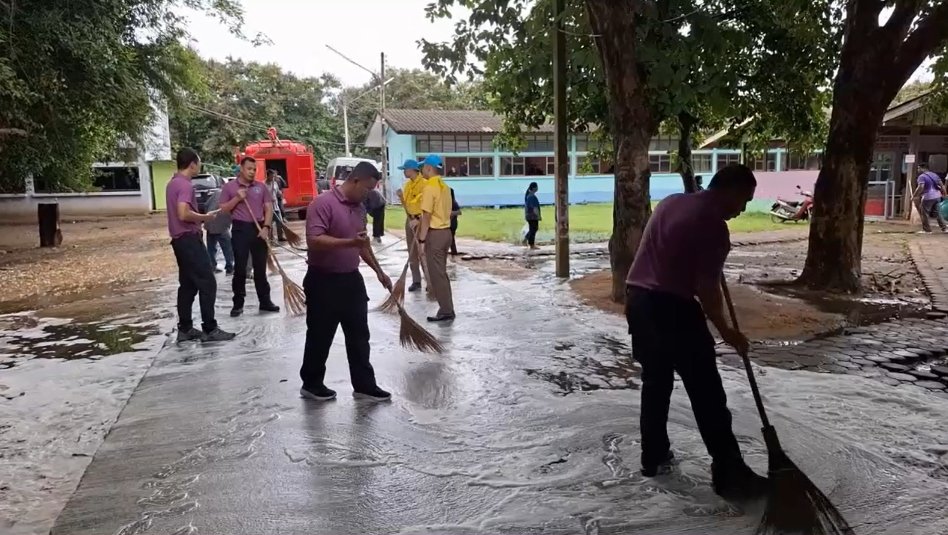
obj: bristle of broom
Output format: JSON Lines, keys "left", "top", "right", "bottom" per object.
{"left": 378, "top": 262, "right": 410, "bottom": 314}
{"left": 396, "top": 304, "right": 444, "bottom": 354}
{"left": 282, "top": 275, "right": 306, "bottom": 316}
{"left": 757, "top": 427, "right": 854, "bottom": 535}
{"left": 266, "top": 250, "right": 279, "bottom": 274}
{"left": 282, "top": 225, "right": 304, "bottom": 248}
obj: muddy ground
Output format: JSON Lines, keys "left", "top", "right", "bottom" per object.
{"left": 561, "top": 229, "right": 928, "bottom": 341}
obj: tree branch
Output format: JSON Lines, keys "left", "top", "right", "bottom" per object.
{"left": 893, "top": 1, "right": 948, "bottom": 84}
{"left": 885, "top": 0, "right": 924, "bottom": 40}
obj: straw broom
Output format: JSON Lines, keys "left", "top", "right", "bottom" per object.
{"left": 378, "top": 237, "right": 418, "bottom": 313}
{"left": 243, "top": 198, "right": 306, "bottom": 316}
{"left": 721, "top": 278, "right": 853, "bottom": 535}
{"left": 272, "top": 210, "right": 304, "bottom": 248}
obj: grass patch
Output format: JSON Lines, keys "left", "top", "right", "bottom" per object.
{"left": 384, "top": 203, "right": 801, "bottom": 244}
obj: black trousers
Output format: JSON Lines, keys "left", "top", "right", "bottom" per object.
{"left": 170, "top": 233, "right": 218, "bottom": 333}
{"left": 300, "top": 270, "right": 378, "bottom": 392}
{"left": 449, "top": 221, "right": 458, "bottom": 255}
{"left": 525, "top": 219, "right": 539, "bottom": 246}
{"left": 625, "top": 286, "right": 742, "bottom": 468}
{"left": 370, "top": 206, "right": 385, "bottom": 238}
{"left": 231, "top": 220, "right": 272, "bottom": 307}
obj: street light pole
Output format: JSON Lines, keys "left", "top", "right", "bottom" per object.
{"left": 342, "top": 97, "right": 351, "bottom": 157}
{"left": 380, "top": 52, "right": 388, "bottom": 199}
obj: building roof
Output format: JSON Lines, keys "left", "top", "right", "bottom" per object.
{"left": 383, "top": 109, "right": 556, "bottom": 134}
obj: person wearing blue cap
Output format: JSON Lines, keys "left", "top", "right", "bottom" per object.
{"left": 396, "top": 158, "right": 428, "bottom": 291}
{"left": 416, "top": 154, "right": 455, "bottom": 322}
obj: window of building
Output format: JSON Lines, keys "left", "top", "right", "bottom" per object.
{"left": 718, "top": 152, "right": 742, "bottom": 168}
{"left": 93, "top": 166, "right": 141, "bottom": 191}
{"left": 785, "top": 151, "right": 822, "bottom": 170}
{"left": 691, "top": 153, "right": 713, "bottom": 173}
{"left": 546, "top": 157, "right": 556, "bottom": 175}
{"left": 649, "top": 154, "right": 672, "bottom": 173}
{"left": 500, "top": 156, "right": 525, "bottom": 176}
{"left": 749, "top": 152, "right": 777, "bottom": 172}
{"left": 577, "top": 157, "right": 614, "bottom": 175}
{"left": 444, "top": 156, "right": 493, "bottom": 176}
{"left": 524, "top": 133, "right": 554, "bottom": 152}
{"left": 416, "top": 134, "right": 494, "bottom": 154}
{"left": 649, "top": 136, "right": 679, "bottom": 152}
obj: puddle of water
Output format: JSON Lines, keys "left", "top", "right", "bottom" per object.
{"left": 756, "top": 281, "right": 928, "bottom": 327}
{"left": 0, "top": 313, "right": 159, "bottom": 366}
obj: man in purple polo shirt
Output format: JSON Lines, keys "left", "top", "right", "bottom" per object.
{"left": 913, "top": 162, "right": 947, "bottom": 233}
{"left": 166, "top": 148, "right": 235, "bottom": 343}
{"left": 300, "top": 162, "right": 393, "bottom": 402}
{"left": 218, "top": 156, "right": 280, "bottom": 317}
{"left": 625, "top": 164, "right": 766, "bottom": 502}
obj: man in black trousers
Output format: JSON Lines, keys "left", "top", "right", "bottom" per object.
{"left": 166, "top": 148, "right": 235, "bottom": 343}
{"left": 218, "top": 156, "right": 281, "bottom": 317}
{"left": 300, "top": 162, "right": 393, "bottom": 402}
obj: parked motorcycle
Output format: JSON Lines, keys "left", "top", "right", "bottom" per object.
{"left": 770, "top": 185, "right": 813, "bottom": 223}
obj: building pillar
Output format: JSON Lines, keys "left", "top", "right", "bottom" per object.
{"left": 906, "top": 125, "right": 921, "bottom": 222}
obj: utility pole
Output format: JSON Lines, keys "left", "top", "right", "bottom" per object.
{"left": 553, "top": 0, "right": 569, "bottom": 278}
{"left": 342, "top": 98, "right": 351, "bottom": 157}
{"left": 380, "top": 52, "right": 388, "bottom": 199}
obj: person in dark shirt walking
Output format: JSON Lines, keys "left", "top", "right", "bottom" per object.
{"left": 523, "top": 182, "right": 541, "bottom": 250}
{"left": 449, "top": 187, "right": 461, "bottom": 255}
{"left": 166, "top": 148, "right": 235, "bottom": 343}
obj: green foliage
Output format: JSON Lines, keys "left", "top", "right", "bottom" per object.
{"left": 168, "top": 56, "right": 343, "bottom": 169}
{"left": 420, "top": 0, "right": 838, "bottom": 156}
{"left": 0, "top": 0, "right": 247, "bottom": 193}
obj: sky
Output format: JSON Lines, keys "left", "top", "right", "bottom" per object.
{"left": 186, "top": 0, "right": 463, "bottom": 87}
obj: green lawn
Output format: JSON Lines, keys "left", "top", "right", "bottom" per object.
{"left": 385, "top": 203, "right": 798, "bottom": 244}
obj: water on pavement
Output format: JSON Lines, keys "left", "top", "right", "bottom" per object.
{"left": 7, "top": 242, "right": 948, "bottom": 535}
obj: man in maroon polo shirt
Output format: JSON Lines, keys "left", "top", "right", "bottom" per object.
{"left": 166, "top": 148, "right": 235, "bottom": 343}
{"left": 299, "top": 162, "right": 393, "bottom": 402}
{"left": 218, "top": 156, "right": 280, "bottom": 317}
{"left": 625, "top": 164, "right": 766, "bottom": 502}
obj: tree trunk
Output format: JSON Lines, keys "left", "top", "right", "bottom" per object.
{"left": 677, "top": 112, "right": 697, "bottom": 194}
{"left": 586, "top": 0, "right": 657, "bottom": 303}
{"left": 799, "top": 60, "right": 889, "bottom": 292}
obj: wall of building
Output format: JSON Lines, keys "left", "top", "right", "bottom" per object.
{"left": 384, "top": 129, "right": 820, "bottom": 210}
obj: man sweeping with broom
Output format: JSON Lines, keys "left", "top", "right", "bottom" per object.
{"left": 300, "top": 161, "right": 393, "bottom": 402}
{"left": 625, "top": 164, "right": 767, "bottom": 502}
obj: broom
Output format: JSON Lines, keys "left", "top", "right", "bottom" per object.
{"left": 243, "top": 198, "right": 306, "bottom": 316}
{"left": 378, "top": 237, "right": 419, "bottom": 313}
{"left": 721, "top": 278, "right": 853, "bottom": 535}
{"left": 272, "top": 210, "right": 304, "bottom": 248}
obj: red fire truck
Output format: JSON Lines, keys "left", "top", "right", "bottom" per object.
{"left": 237, "top": 128, "right": 317, "bottom": 219}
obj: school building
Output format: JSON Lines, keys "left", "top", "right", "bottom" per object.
{"left": 364, "top": 93, "right": 948, "bottom": 217}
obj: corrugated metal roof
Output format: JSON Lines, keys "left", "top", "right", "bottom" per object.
{"left": 383, "top": 109, "right": 554, "bottom": 134}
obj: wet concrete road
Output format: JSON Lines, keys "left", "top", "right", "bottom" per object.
{"left": 51, "top": 244, "right": 948, "bottom": 535}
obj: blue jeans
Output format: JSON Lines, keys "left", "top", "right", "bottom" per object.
{"left": 206, "top": 231, "right": 234, "bottom": 272}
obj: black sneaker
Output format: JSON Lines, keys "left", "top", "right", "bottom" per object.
{"left": 230, "top": 306, "right": 243, "bottom": 317}
{"left": 408, "top": 282, "right": 422, "bottom": 292}
{"left": 225, "top": 268, "right": 234, "bottom": 276}
{"left": 176, "top": 327, "right": 203, "bottom": 343}
{"left": 300, "top": 385, "right": 337, "bottom": 401}
{"left": 259, "top": 302, "right": 281, "bottom": 313}
{"left": 202, "top": 328, "right": 236, "bottom": 342}
{"left": 712, "top": 461, "right": 769, "bottom": 502}
{"left": 641, "top": 450, "right": 677, "bottom": 477}
{"left": 427, "top": 313, "right": 456, "bottom": 323}
{"left": 354, "top": 387, "right": 392, "bottom": 402}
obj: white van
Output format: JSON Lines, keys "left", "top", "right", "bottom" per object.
{"left": 324, "top": 157, "right": 381, "bottom": 190}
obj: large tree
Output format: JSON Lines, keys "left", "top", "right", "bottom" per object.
{"left": 169, "top": 57, "right": 343, "bottom": 169}
{"left": 0, "top": 0, "right": 250, "bottom": 193}
{"left": 799, "top": 1, "right": 948, "bottom": 292}
{"left": 422, "top": 0, "right": 835, "bottom": 301}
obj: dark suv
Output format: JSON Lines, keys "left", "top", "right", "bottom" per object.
{"left": 192, "top": 174, "right": 224, "bottom": 214}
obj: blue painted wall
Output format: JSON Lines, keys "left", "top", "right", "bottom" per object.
{"left": 383, "top": 129, "right": 815, "bottom": 210}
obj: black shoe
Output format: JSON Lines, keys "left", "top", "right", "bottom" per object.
{"left": 427, "top": 313, "right": 456, "bottom": 323}
{"left": 225, "top": 268, "right": 234, "bottom": 276}
{"left": 259, "top": 302, "right": 281, "bottom": 313}
{"left": 176, "top": 327, "right": 203, "bottom": 343}
{"left": 712, "top": 461, "right": 769, "bottom": 502}
{"left": 353, "top": 386, "right": 392, "bottom": 402}
{"left": 374, "top": 237, "right": 382, "bottom": 244}
{"left": 641, "top": 450, "right": 677, "bottom": 477}
{"left": 230, "top": 306, "right": 244, "bottom": 317}
{"left": 300, "top": 385, "right": 337, "bottom": 401}
{"left": 201, "top": 328, "right": 236, "bottom": 342}
{"left": 214, "top": 267, "right": 223, "bottom": 273}
{"left": 408, "top": 282, "right": 422, "bottom": 292}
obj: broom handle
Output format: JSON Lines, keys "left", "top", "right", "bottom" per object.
{"left": 720, "top": 276, "right": 772, "bottom": 429}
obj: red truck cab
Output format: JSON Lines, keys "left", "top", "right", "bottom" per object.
{"left": 238, "top": 129, "right": 317, "bottom": 219}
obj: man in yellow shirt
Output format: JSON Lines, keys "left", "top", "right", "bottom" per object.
{"left": 416, "top": 154, "right": 455, "bottom": 322}
{"left": 396, "top": 159, "right": 427, "bottom": 292}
